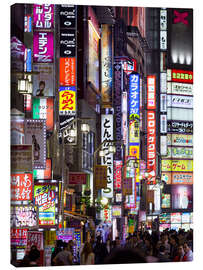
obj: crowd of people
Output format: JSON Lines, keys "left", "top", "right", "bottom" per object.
{"left": 17, "top": 228, "right": 193, "bottom": 266}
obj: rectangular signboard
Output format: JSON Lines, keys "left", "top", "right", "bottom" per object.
{"left": 167, "top": 108, "right": 193, "bottom": 121}
{"left": 33, "top": 159, "right": 52, "bottom": 180}
{"left": 166, "top": 146, "right": 193, "bottom": 159}
{"left": 101, "top": 114, "right": 114, "bottom": 198}
{"left": 161, "top": 159, "right": 193, "bottom": 172}
{"left": 167, "top": 82, "right": 193, "bottom": 96}
{"left": 27, "top": 231, "right": 44, "bottom": 250}
{"left": 59, "top": 5, "right": 76, "bottom": 29}
{"left": 101, "top": 24, "right": 113, "bottom": 107}
{"left": 33, "top": 4, "right": 54, "bottom": 29}
{"left": 147, "top": 111, "right": 156, "bottom": 184}
{"left": 59, "top": 86, "right": 76, "bottom": 116}
{"left": 59, "top": 57, "right": 76, "bottom": 86}
{"left": 33, "top": 63, "right": 54, "bottom": 96}
{"left": 60, "top": 29, "right": 76, "bottom": 57}
{"left": 167, "top": 120, "right": 193, "bottom": 134}
{"left": 160, "top": 114, "right": 167, "bottom": 133}
{"left": 167, "top": 95, "right": 193, "bottom": 109}
{"left": 11, "top": 173, "right": 33, "bottom": 201}
{"left": 34, "top": 184, "right": 57, "bottom": 226}
{"left": 33, "top": 32, "right": 54, "bottom": 63}
{"left": 24, "top": 119, "right": 46, "bottom": 169}
{"left": 147, "top": 75, "right": 156, "bottom": 110}
{"left": 171, "top": 172, "right": 193, "bottom": 185}
{"left": 11, "top": 145, "right": 33, "bottom": 172}
{"left": 69, "top": 172, "right": 87, "bottom": 185}
{"left": 171, "top": 69, "right": 193, "bottom": 84}
{"left": 10, "top": 205, "right": 38, "bottom": 228}
{"left": 33, "top": 97, "right": 54, "bottom": 132}
{"left": 167, "top": 134, "right": 193, "bottom": 146}
{"left": 113, "top": 161, "right": 122, "bottom": 190}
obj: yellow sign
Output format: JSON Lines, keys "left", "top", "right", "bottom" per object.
{"left": 59, "top": 90, "right": 76, "bottom": 112}
{"left": 129, "top": 146, "right": 139, "bottom": 159}
{"left": 161, "top": 159, "right": 193, "bottom": 172}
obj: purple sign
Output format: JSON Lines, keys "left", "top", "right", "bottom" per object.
{"left": 11, "top": 36, "right": 25, "bottom": 61}
{"left": 33, "top": 32, "right": 54, "bottom": 63}
{"left": 33, "top": 4, "right": 54, "bottom": 29}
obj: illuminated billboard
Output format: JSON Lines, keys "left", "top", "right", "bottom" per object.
{"left": 167, "top": 120, "right": 193, "bottom": 133}
{"left": 161, "top": 159, "right": 193, "bottom": 172}
{"left": 171, "top": 185, "right": 193, "bottom": 210}
{"left": 147, "top": 75, "right": 156, "bottom": 109}
{"left": 101, "top": 114, "right": 114, "bottom": 198}
{"left": 33, "top": 159, "right": 52, "bottom": 180}
{"left": 24, "top": 119, "right": 46, "bottom": 169}
{"left": 34, "top": 184, "right": 57, "bottom": 226}
{"left": 59, "top": 86, "right": 76, "bottom": 116}
{"left": 33, "top": 4, "right": 54, "bottom": 29}
{"left": 33, "top": 32, "right": 54, "bottom": 63}
{"left": 88, "top": 7, "right": 100, "bottom": 91}
{"left": 166, "top": 146, "right": 193, "bottom": 159}
{"left": 167, "top": 69, "right": 193, "bottom": 84}
{"left": 167, "top": 95, "right": 193, "bottom": 109}
{"left": 10, "top": 206, "right": 38, "bottom": 228}
{"left": 33, "top": 63, "right": 54, "bottom": 96}
{"left": 129, "top": 73, "right": 140, "bottom": 119}
{"left": 113, "top": 161, "right": 122, "bottom": 190}
{"left": 167, "top": 134, "right": 193, "bottom": 146}
{"left": 101, "top": 24, "right": 113, "bottom": 107}
{"left": 59, "top": 57, "right": 76, "bottom": 86}
{"left": 33, "top": 97, "right": 54, "bottom": 132}
{"left": 147, "top": 111, "right": 156, "bottom": 184}
{"left": 167, "top": 82, "right": 193, "bottom": 96}
{"left": 11, "top": 173, "right": 33, "bottom": 201}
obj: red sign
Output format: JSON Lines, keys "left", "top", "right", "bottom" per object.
{"left": 147, "top": 75, "right": 156, "bottom": 109}
{"left": 10, "top": 228, "right": 28, "bottom": 246}
{"left": 171, "top": 69, "right": 193, "bottom": 84}
{"left": 11, "top": 228, "right": 28, "bottom": 239}
{"left": 11, "top": 173, "right": 33, "bottom": 201}
{"left": 59, "top": 57, "right": 76, "bottom": 86}
{"left": 113, "top": 161, "right": 122, "bottom": 190}
{"left": 27, "top": 231, "right": 43, "bottom": 250}
{"left": 147, "top": 111, "right": 156, "bottom": 184}
{"left": 69, "top": 173, "right": 87, "bottom": 185}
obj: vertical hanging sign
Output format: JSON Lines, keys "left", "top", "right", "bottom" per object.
{"left": 101, "top": 114, "right": 114, "bottom": 198}
{"left": 101, "top": 24, "right": 113, "bottom": 108}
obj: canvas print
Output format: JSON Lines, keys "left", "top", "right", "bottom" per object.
{"left": 10, "top": 2, "right": 193, "bottom": 267}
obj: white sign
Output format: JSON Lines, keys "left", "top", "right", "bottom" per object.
{"left": 160, "top": 31, "right": 167, "bottom": 50}
{"left": 167, "top": 69, "right": 172, "bottom": 81}
{"left": 167, "top": 95, "right": 193, "bottom": 109}
{"left": 167, "top": 82, "right": 193, "bottom": 96}
{"left": 160, "top": 94, "right": 167, "bottom": 112}
{"left": 167, "top": 108, "right": 193, "bottom": 121}
{"left": 160, "top": 72, "right": 167, "bottom": 93}
{"left": 101, "top": 114, "right": 114, "bottom": 198}
{"left": 160, "top": 136, "right": 167, "bottom": 156}
{"left": 160, "top": 114, "right": 167, "bottom": 133}
{"left": 160, "top": 9, "right": 167, "bottom": 30}
{"left": 167, "top": 134, "right": 193, "bottom": 147}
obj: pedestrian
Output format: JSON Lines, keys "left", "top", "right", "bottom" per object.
{"left": 28, "top": 246, "right": 41, "bottom": 267}
{"left": 106, "top": 239, "right": 112, "bottom": 255}
{"left": 93, "top": 235, "right": 103, "bottom": 264}
{"left": 173, "top": 245, "right": 185, "bottom": 262}
{"left": 183, "top": 242, "right": 193, "bottom": 261}
{"left": 80, "top": 242, "right": 95, "bottom": 265}
{"left": 157, "top": 245, "right": 171, "bottom": 262}
{"left": 52, "top": 241, "right": 73, "bottom": 266}
{"left": 51, "top": 240, "right": 63, "bottom": 266}
{"left": 169, "top": 235, "right": 179, "bottom": 260}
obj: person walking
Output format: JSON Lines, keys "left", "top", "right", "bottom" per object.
{"left": 183, "top": 242, "right": 193, "bottom": 261}
{"left": 53, "top": 241, "right": 73, "bottom": 266}
{"left": 80, "top": 242, "right": 95, "bottom": 265}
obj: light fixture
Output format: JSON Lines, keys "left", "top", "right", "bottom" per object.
{"left": 81, "top": 123, "right": 90, "bottom": 133}
{"left": 69, "top": 128, "right": 76, "bottom": 137}
{"left": 18, "top": 78, "right": 29, "bottom": 93}
{"left": 108, "top": 145, "right": 116, "bottom": 154}
{"left": 144, "top": 172, "right": 149, "bottom": 178}
{"left": 99, "top": 150, "right": 105, "bottom": 157}
{"left": 27, "top": 82, "right": 33, "bottom": 94}
{"left": 100, "top": 197, "right": 108, "bottom": 206}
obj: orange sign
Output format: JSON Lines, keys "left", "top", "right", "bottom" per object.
{"left": 129, "top": 146, "right": 139, "bottom": 159}
{"left": 59, "top": 57, "right": 76, "bottom": 86}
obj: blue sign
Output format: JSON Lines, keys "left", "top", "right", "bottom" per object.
{"left": 59, "top": 86, "right": 76, "bottom": 92}
{"left": 129, "top": 73, "right": 140, "bottom": 118}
